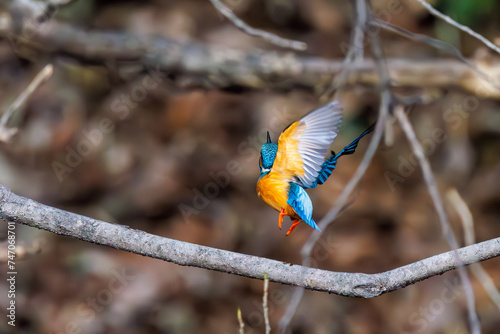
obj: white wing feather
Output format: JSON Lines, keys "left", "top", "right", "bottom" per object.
{"left": 296, "top": 102, "right": 343, "bottom": 187}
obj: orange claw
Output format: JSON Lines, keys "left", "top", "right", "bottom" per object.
{"left": 286, "top": 220, "right": 301, "bottom": 236}
{"left": 278, "top": 208, "right": 285, "bottom": 229}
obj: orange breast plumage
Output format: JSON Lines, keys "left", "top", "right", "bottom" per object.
{"left": 256, "top": 172, "right": 298, "bottom": 218}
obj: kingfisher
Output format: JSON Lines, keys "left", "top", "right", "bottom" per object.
{"left": 256, "top": 101, "right": 374, "bottom": 236}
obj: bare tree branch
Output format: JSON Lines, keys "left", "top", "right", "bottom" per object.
{"left": 353, "top": 0, "right": 367, "bottom": 62}
{"left": 3, "top": 18, "right": 500, "bottom": 98}
{"left": 209, "top": 0, "right": 306, "bottom": 51}
{"left": 319, "top": 0, "right": 367, "bottom": 102}
{"left": 1, "top": 185, "right": 499, "bottom": 299}
{"left": 415, "top": 0, "right": 500, "bottom": 56}
{"left": 373, "top": 19, "right": 500, "bottom": 93}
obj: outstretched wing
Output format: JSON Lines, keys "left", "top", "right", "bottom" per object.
{"left": 305, "top": 122, "right": 375, "bottom": 189}
{"left": 287, "top": 183, "right": 320, "bottom": 231}
{"left": 272, "top": 102, "right": 343, "bottom": 188}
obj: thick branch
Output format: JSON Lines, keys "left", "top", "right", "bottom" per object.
{"left": 3, "top": 19, "right": 500, "bottom": 98}
{"left": 1, "top": 185, "right": 499, "bottom": 298}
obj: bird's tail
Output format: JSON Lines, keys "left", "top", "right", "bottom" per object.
{"left": 333, "top": 122, "right": 375, "bottom": 159}
{"left": 314, "top": 123, "right": 375, "bottom": 187}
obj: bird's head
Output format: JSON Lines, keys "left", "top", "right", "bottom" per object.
{"left": 259, "top": 132, "right": 278, "bottom": 176}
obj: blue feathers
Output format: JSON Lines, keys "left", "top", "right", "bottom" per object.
{"left": 287, "top": 183, "right": 320, "bottom": 231}
{"left": 259, "top": 142, "right": 278, "bottom": 175}
{"left": 304, "top": 123, "right": 375, "bottom": 189}
{"left": 335, "top": 123, "right": 375, "bottom": 157}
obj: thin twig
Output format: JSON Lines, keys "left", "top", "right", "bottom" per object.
{"left": 209, "top": 0, "right": 306, "bottom": 51}
{"left": 353, "top": 0, "right": 367, "bottom": 62}
{"left": 237, "top": 308, "right": 245, "bottom": 334}
{"left": 446, "top": 189, "right": 475, "bottom": 247}
{"left": 263, "top": 275, "right": 271, "bottom": 334}
{"left": 313, "top": 2, "right": 391, "bottom": 241}
{"left": 278, "top": 3, "right": 390, "bottom": 332}
{"left": 372, "top": 19, "right": 500, "bottom": 92}
{"left": 320, "top": 0, "right": 367, "bottom": 102}
{"left": 447, "top": 189, "right": 500, "bottom": 311}
{"left": 395, "top": 107, "right": 480, "bottom": 334}
{"left": 307, "top": 100, "right": 388, "bottom": 255}
{"left": 0, "top": 64, "right": 53, "bottom": 142}
{"left": 1, "top": 184, "right": 499, "bottom": 298}
{"left": 365, "top": 9, "right": 397, "bottom": 153}
{"left": 415, "top": 0, "right": 500, "bottom": 56}
{"left": 319, "top": 36, "right": 355, "bottom": 103}
{"left": 277, "top": 287, "right": 303, "bottom": 334}
{"left": 384, "top": 115, "right": 395, "bottom": 147}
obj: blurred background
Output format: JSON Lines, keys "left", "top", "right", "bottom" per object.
{"left": 1, "top": 0, "right": 500, "bottom": 333}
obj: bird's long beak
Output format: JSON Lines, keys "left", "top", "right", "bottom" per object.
{"left": 267, "top": 132, "right": 271, "bottom": 143}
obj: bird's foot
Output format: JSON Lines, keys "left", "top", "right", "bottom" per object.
{"left": 278, "top": 208, "right": 285, "bottom": 230}
{"left": 286, "top": 220, "right": 300, "bottom": 236}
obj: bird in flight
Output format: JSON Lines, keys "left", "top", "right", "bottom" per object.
{"left": 256, "top": 101, "right": 374, "bottom": 235}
